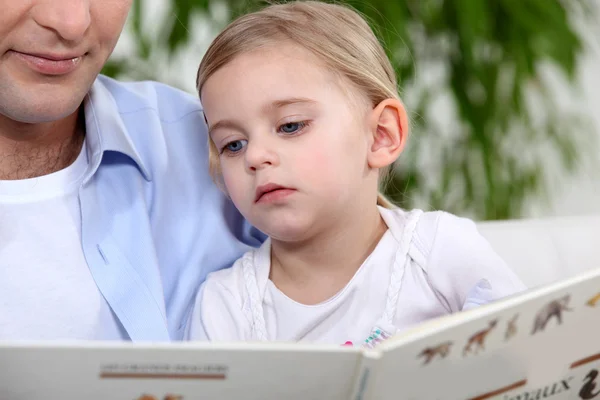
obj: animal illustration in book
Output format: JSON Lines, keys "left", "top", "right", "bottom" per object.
{"left": 417, "top": 341, "right": 453, "bottom": 365}
{"left": 579, "top": 369, "right": 600, "bottom": 399}
{"left": 463, "top": 319, "right": 497, "bottom": 356}
{"left": 504, "top": 314, "right": 519, "bottom": 342}
{"left": 587, "top": 293, "right": 600, "bottom": 308}
{"left": 531, "top": 294, "right": 572, "bottom": 334}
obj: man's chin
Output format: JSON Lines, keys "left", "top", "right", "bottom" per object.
{"left": 0, "top": 69, "right": 95, "bottom": 124}
{"left": 0, "top": 93, "right": 84, "bottom": 124}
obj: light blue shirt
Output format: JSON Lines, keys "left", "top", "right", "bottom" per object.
{"left": 78, "top": 75, "right": 263, "bottom": 341}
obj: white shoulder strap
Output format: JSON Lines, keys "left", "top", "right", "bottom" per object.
{"left": 380, "top": 209, "right": 423, "bottom": 326}
{"left": 242, "top": 253, "right": 268, "bottom": 341}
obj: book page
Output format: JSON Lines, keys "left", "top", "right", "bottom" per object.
{"left": 0, "top": 341, "right": 363, "bottom": 400}
{"left": 365, "top": 268, "right": 600, "bottom": 399}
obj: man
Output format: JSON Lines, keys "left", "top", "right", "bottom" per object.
{"left": 0, "top": 0, "right": 261, "bottom": 341}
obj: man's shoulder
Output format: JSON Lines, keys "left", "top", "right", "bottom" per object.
{"left": 89, "top": 75, "right": 208, "bottom": 174}
{"left": 95, "top": 75, "right": 202, "bottom": 123}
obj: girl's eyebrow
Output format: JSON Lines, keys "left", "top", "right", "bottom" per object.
{"left": 209, "top": 98, "right": 317, "bottom": 135}
{"left": 265, "top": 97, "right": 317, "bottom": 112}
{"left": 208, "top": 120, "right": 244, "bottom": 136}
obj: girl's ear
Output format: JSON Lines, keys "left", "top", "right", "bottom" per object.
{"left": 367, "top": 98, "right": 408, "bottom": 169}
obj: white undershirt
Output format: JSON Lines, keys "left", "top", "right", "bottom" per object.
{"left": 189, "top": 207, "right": 527, "bottom": 345}
{"left": 0, "top": 143, "right": 123, "bottom": 340}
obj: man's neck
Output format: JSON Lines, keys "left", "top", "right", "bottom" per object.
{"left": 269, "top": 203, "right": 387, "bottom": 305}
{"left": 0, "top": 109, "right": 85, "bottom": 180}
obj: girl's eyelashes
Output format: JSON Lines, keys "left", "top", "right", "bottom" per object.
{"left": 277, "top": 120, "right": 310, "bottom": 135}
{"left": 220, "top": 139, "right": 248, "bottom": 155}
{"left": 218, "top": 120, "right": 311, "bottom": 155}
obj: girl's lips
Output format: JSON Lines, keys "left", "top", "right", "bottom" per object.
{"left": 255, "top": 188, "right": 296, "bottom": 204}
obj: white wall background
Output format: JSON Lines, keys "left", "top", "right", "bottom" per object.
{"left": 111, "top": 0, "right": 600, "bottom": 220}
{"left": 533, "top": 12, "right": 600, "bottom": 218}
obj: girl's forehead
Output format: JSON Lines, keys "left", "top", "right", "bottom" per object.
{"left": 202, "top": 41, "right": 370, "bottom": 119}
{"left": 236, "top": 42, "right": 329, "bottom": 76}
{"left": 204, "top": 45, "right": 336, "bottom": 97}
{"left": 238, "top": 42, "right": 371, "bottom": 108}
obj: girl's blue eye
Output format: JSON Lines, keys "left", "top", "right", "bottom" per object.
{"left": 224, "top": 140, "right": 247, "bottom": 153}
{"left": 279, "top": 121, "right": 305, "bottom": 134}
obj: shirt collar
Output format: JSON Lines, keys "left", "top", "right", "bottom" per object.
{"left": 82, "top": 78, "right": 152, "bottom": 184}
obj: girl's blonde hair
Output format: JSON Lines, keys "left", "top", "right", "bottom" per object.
{"left": 197, "top": 1, "right": 403, "bottom": 208}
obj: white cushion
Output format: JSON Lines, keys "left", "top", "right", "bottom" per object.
{"left": 476, "top": 215, "right": 600, "bottom": 288}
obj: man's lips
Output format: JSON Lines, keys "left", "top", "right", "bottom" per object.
{"left": 10, "top": 50, "right": 84, "bottom": 76}
{"left": 254, "top": 183, "right": 296, "bottom": 203}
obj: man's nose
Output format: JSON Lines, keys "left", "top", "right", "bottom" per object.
{"left": 32, "top": 0, "right": 91, "bottom": 43}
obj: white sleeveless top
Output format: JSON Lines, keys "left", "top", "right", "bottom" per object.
{"left": 187, "top": 207, "right": 526, "bottom": 346}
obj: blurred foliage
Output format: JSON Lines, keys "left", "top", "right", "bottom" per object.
{"left": 104, "top": 0, "right": 597, "bottom": 220}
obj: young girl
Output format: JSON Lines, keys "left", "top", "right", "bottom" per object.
{"left": 187, "top": 1, "right": 526, "bottom": 347}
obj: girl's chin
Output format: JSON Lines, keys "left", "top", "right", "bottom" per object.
{"left": 251, "top": 209, "right": 326, "bottom": 243}
{"left": 265, "top": 230, "right": 310, "bottom": 244}
{"left": 261, "top": 223, "right": 314, "bottom": 244}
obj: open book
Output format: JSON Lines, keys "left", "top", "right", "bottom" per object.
{"left": 1, "top": 268, "right": 599, "bottom": 400}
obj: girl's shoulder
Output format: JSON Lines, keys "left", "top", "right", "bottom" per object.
{"left": 381, "top": 207, "right": 525, "bottom": 311}
{"left": 201, "top": 240, "right": 270, "bottom": 306}
{"left": 413, "top": 209, "right": 483, "bottom": 270}
{"left": 425, "top": 208, "right": 525, "bottom": 308}
{"left": 380, "top": 207, "right": 482, "bottom": 270}
{"left": 189, "top": 241, "right": 271, "bottom": 341}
